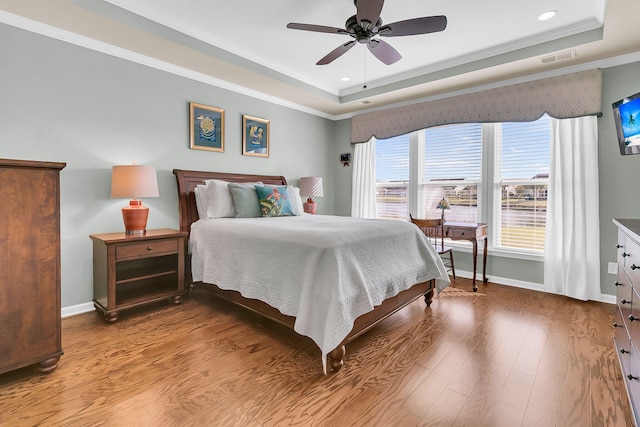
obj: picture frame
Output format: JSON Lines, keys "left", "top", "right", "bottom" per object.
{"left": 190, "top": 102, "right": 225, "bottom": 152}
{"left": 242, "top": 115, "right": 269, "bottom": 158}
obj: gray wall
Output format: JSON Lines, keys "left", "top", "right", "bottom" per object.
{"left": 599, "top": 61, "right": 640, "bottom": 295}
{"left": 331, "top": 61, "right": 640, "bottom": 297}
{"left": 0, "top": 24, "right": 334, "bottom": 308}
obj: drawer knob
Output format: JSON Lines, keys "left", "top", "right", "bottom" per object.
{"left": 630, "top": 315, "right": 639, "bottom": 322}
{"left": 621, "top": 299, "right": 631, "bottom": 305}
{"left": 615, "top": 282, "right": 623, "bottom": 287}
{"left": 621, "top": 348, "right": 630, "bottom": 354}
{"left": 614, "top": 322, "right": 623, "bottom": 328}
{"left": 623, "top": 252, "right": 630, "bottom": 257}
{"left": 629, "top": 374, "right": 639, "bottom": 381}
{"left": 617, "top": 244, "right": 624, "bottom": 249}
{"left": 633, "top": 264, "right": 640, "bottom": 270}
{"left": 147, "top": 246, "right": 152, "bottom": 251}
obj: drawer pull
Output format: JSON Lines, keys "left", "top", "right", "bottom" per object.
{"left": 623, "top": 252, "right": 630, "bottom": 257}
{"left": 633, "top": 264, "right": 640, "bottom": 270}
{"left": 629, "top": 374, "right": 639, "bottom": 381}
{"left": 614, "top": 322, "right": 623, "bottom": 328}
{"left": 615, "top": 282, "right": 623, "bottom": 286}
{"left": 621, "top": 348, "right": 630, "bottom": 354}
{"left": 630, "top": 315, "right": 639, "bottom": 322}
{"left": 617, "top": 244, "right": 624, "bottom": 249}
{"left": 621, "top": 299, "right": 631, "bottom": 305}
{"left": 147, "top": 246, "right": 153, "bottom": 251}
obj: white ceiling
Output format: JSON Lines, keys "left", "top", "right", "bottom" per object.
{"left": 1, "top": 0, "right": 640, "bottom": 117}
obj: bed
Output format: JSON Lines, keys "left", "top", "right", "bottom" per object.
{"left": 173, "top": 169, "right": 449, "bottom": 373}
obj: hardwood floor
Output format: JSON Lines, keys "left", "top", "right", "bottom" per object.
{"left": 0, "top": 279, "right": 633, "bottom": 426}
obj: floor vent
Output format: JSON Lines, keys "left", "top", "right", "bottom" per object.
{"left": 540, "top": 50, "right": 577, "bottom": 64}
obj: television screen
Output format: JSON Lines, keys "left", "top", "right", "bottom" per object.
{"left": 613, "top": 90, "right": 640, "bottom": 155}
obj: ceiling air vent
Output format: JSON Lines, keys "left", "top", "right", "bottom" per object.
{"left": 540, "top": 50, "right": 577, "bottom": 64}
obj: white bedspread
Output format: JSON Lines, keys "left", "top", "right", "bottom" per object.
{"left": 190, "top": 215, "right": 449, "bottom": 371}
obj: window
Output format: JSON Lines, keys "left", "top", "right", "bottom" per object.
{"left": 375, "top": 116, "right": 550, "bottom": 253}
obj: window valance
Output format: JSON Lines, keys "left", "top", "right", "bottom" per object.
{"left": 351, "top": 69, "right": 602, "bottom": 143}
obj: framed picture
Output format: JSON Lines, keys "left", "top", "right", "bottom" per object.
{"left": 190, "top": 102, "right": 225, "bottom": 152}
{"left": 242, "top": 115, "right": 269, "bottom": 158}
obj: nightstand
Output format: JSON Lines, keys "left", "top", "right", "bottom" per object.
{"left": 90, "top": 228, "right": 188, "bottom": 322}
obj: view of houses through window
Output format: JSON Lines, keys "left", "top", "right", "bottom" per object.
{"left": 375, "top": 115, "right": 550, "bottom": 253}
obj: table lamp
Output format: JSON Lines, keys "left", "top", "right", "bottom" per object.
{"left": 436, "top": 198, "right": 450, "bottom": 221}
{"left": 111, "top": 164, "right": 159, "bottom": 236}
{"left": 299, "top": 176, "right": 323, "bottom": 214}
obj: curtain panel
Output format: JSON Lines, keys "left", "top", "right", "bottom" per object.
{"left": 351, "top": 69, "right": 602, "bottom": 143}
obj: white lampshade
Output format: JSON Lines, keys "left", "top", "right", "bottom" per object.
{"left": 299, "top": 176, "right": 324, "bottom": 198}
{"left": 111, "top": 165, "right": 159, "bottom": 199}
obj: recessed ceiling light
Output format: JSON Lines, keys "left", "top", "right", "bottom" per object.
{"left": 538, "top": 10, "right": 558, "bottom": 21}
{"left": 340, "top": 77, "right": 350, "bottom": 82}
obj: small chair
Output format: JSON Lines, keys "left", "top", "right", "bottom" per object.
{"left": 410, "top": 214, "right": 456, "bottom": 280}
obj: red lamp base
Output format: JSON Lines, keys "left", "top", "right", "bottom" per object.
{"left": 303, "top": 197, "right": 317, "bottom": 214}
{"left": 121, "top": 200, "right": 149, "bottom": 236}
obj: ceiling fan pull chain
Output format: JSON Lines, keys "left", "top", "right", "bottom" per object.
{"left": 363, "top": 48, "right": 368, "bottom": 89}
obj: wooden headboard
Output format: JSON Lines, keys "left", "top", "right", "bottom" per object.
{"left": 172, "top": 169, "right": 288, "bottom": 234}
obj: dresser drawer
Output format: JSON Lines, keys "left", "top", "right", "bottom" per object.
{"left": 618, "top": 268, "right": 634, "bottom": 326}
{"left": 628, "top": 344, "right": 640, "bottom": 409}
{"left": 615, "top": 308, "right": 631, "bottom": 375}
{"left": 116, "top": 239, "right": 179, "bottom": 260}
{"left": 624, "top": 235, "right": 640, "bottom": 286}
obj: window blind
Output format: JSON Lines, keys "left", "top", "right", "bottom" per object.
{"left": 496, "top": 115, "right": 550, "bottom": 250}
{"left": 418, "top": 123, "right": 482, "bottom": 222}
{"left": 375, "top": 134, "right": 410, "bottom": 220}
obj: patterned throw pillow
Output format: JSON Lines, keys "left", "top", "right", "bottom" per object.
{"left": 255, "top": 185, "right": 295, "bottom": 217}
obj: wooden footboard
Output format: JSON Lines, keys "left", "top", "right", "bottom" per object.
{"left": 194, "top": 279, "right": 434, "bottom": 372}
{"left": 173, "top": 169, "right": 436, "bottom": 373}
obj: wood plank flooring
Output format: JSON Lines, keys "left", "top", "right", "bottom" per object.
{"left": 0, "top": 279, "right": 633, "bottom": 426}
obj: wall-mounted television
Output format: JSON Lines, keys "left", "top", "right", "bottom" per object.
{"left": 613, "top": 90, "right": 640, "bottom": 155}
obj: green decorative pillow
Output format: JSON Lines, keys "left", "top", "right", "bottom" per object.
{"left": 255, "top": 185, "right": 295, "bottom": 217}
{"left": 228, "top": 182, "right": 263, "bottom": 218}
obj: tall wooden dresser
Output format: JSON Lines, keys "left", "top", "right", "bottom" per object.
{"left": 0, "top": 159, "right": 66, "bottom": 374}
{"left": 614, "top": 218, "right": 640, "bottom": 425}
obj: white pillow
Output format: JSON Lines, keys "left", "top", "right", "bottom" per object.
{"left": 194, "top": 184, "right": 208, "bottom": 219}
{"left": 204, "top": 179, "right": 236, "bottom": 218}
{"left": 287, "top": 186, "right": 304, "bottom": 216}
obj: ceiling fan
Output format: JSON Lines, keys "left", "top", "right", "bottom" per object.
{"left": 286, "top": 0, "right": 447, "bottom": 65}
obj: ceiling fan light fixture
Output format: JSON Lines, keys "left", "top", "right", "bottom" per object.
{"left": 538, "top": 10, "right": 558, "bottom": 21}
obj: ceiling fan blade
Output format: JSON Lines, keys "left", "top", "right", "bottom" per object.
{"left": 367, "top": 39, "right": 401, "bottom": 65}
{"left": 317, "top": 40, "right": 357, "bottom": 65}
{"left": 356, "top": 0, "right": 384, "bottom": 28}
{"left": 287, "top": 23, "right": 349, "bottom": 35}
{"left": 382, "top": 15, "right": 447, "bottom": 37}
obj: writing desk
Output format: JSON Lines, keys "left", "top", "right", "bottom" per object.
{"left": 442, "top": 222, "right": 488, "bottom": 291}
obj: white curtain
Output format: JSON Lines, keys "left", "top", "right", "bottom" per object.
{"left": 351, "top": 138, "right": 377, "bottom": 218}
{"left": 544, "top": 116, "right": 600, "bottom": 301}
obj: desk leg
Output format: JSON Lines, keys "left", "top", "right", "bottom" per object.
{"left": 472, "top": 239, "right": 478, "bottom": 292}
{"left": 482, "top": 237, "right": 488, "bottom": 284}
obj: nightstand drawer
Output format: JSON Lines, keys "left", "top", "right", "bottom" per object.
{"left": 116, "top": 239, "right": 178, "bottom": 260}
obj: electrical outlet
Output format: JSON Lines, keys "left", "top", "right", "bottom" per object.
{"left": 608, "top": 262, "right": 618, "bottom": 275}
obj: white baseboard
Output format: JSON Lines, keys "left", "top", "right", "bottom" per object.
{"left": 454, "top": 269, "right": 616, "bottom": 305}
{"left": 61, "top": 302, "right": 95, "bottom": 318}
